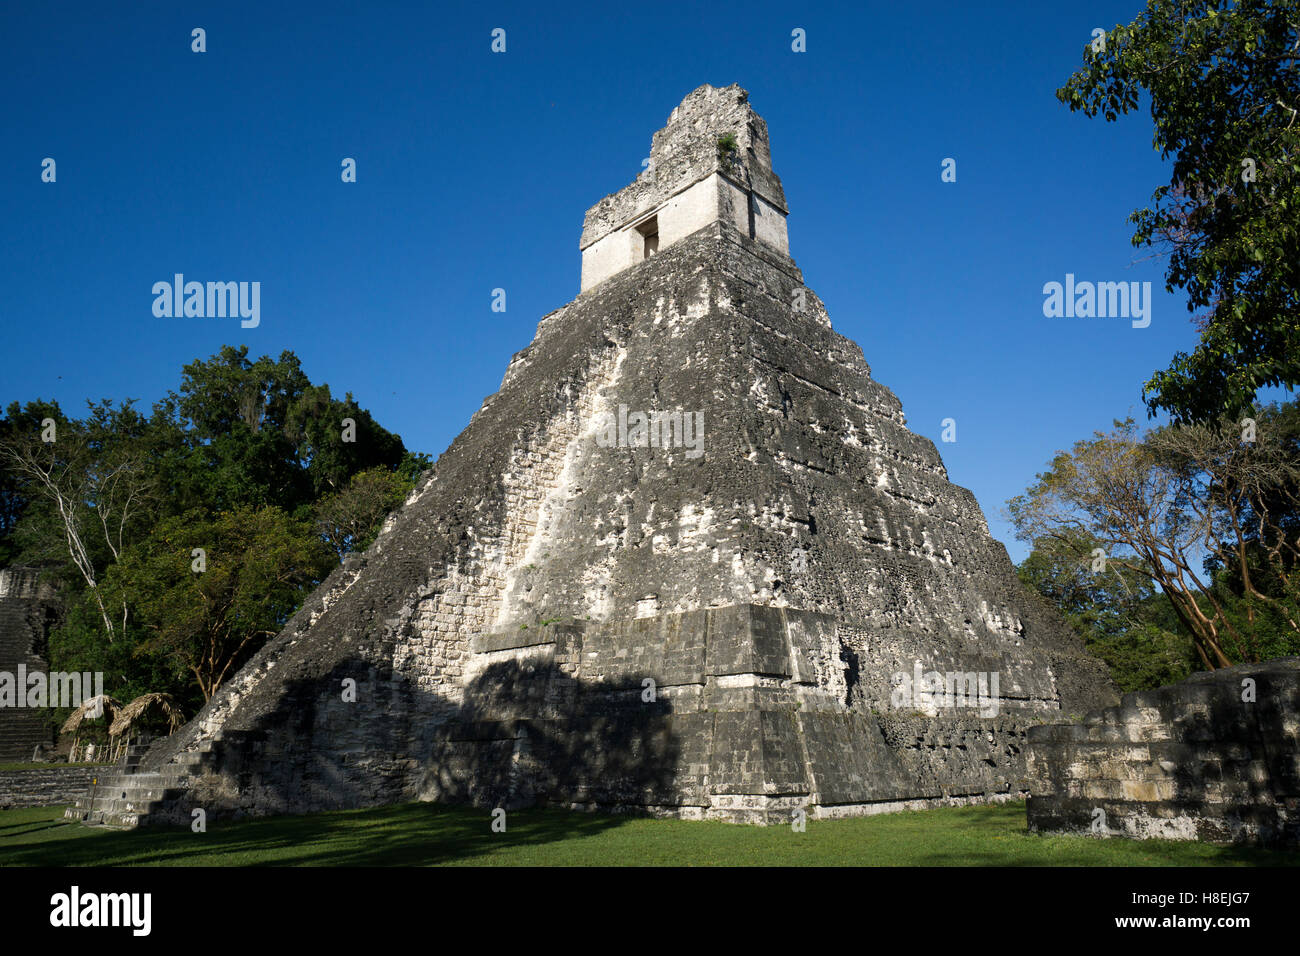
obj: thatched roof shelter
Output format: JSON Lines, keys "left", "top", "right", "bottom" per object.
{"left": 110, "top": 692, "right": 185, "bottom": 738}
{"left": 60, "top": 695, "right": 120, "bottom": 735}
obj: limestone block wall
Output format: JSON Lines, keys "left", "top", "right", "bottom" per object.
{"left": 393, "top": 345, "right": 620, "bottom": 711}
{"left": 1027, "top": 659, "right": 1300, "bottom": 848}
{"left": 877, "top": 715, "right": 1034, "bottom": 800}
{"left": 413, "top": 605, "right": 1087, "bottom": 823}
{"left": 580, "top": 172, "right": 790, "bottom": 292}
{"left": 752, "top": 192, "right": 788, "bottom": 251}
{"left": 580, "top": 228, "right": 641, "bottom": 293}
{"left": 0, "top": 568, "right": 48, "bottom": 600}
{"left": 658, "top": 176, "right": 722, "bottom": 249}
{"left": 420, "top": 605, "right": 916, "bottom": 822}
{"left": 715, "top": 174, "right": 752, "bottom": 243}
{"left": 0, "top": 766, "right": 99, "bottom": 809}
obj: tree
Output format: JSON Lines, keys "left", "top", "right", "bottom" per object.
{"left": 1059, "top": 0, "right": 1300, "bottom": 421}
{"left": 1151, "top": 402, "right": 1300, "bottom": 657}
{"left": 1017, "top": 532, "right": 1197, "bottom": 691}
{"left": 1206, "top": 400, "right": 1300, "bottom": 599}
{"left": 1, "top": 346, "right": 425, "bottom": 702}
{"left": 0, "top": 399, "right": 158, "bottom": 639}
{"left": 1008, "top": 408, "right": 1300, "bottom": 670}
{"left": 103, "top": 506, "right": 335, "bottom": 700}
{"left": 0, "top": 410, "right": 28, "bottom": 566}
{"left": 49, "top": 595, "right": 194, "bottom": 717}
{"left": 315, "top": 465, "right": 417, "bottom": 560}
{"left": 173, "top": 346, "right": 409, "bottom": 514}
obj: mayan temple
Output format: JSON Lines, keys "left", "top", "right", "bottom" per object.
{"left": 70, "top": 84, "right": 1116, "bottom": 828}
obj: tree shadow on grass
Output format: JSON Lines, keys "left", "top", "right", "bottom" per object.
{"left": 1, "top": 803, "right": 634, "bottom": 866}
{"left": 909, "top": 839, "right": 1300, "bottom": 867}
{"left": 904, "top": 802, "right": 1300, "bottom": 867}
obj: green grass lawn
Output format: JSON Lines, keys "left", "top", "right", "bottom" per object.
{"left": 1, "top": 801, "right": 1296, "bottom": 866}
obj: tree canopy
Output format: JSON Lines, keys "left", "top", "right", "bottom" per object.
{"left": 0, "top": 346, "right": 430, "bottom": 711}
{"left": 1059, "top": 0, "right": 1300, "bottom": 421}
{"left": 1009, "top": 400, "right": 1300, "bottom": 677}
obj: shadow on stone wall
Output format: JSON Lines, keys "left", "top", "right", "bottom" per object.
{"left": 147, "top": 655, "right": 684, "bottom": 852}
{"left": 1157, "top": 669, "right": 1300, "bottom": 843}
{"left": 418, "top": 658, "right": 683, "bottom": 813}
{"left": 1027, "top": 659, "right": 1300, "bottom": 848}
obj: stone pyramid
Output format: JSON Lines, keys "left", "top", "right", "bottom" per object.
{"left": 71, "top": 84, "right": 1116, "bottom": 827}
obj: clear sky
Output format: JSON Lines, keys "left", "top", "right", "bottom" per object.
{"left": 2, "top": 0, "right": 1273, "bottom": 561}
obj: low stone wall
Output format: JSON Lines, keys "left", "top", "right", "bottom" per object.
{"left": 877, "top": 714, "right": 1035, "bottom": 799}
{"left": 0, "top": 766, "right": 102, "bottom": 809}
{"left": 1026, "top": 658, "right": 1300, "bottom": 848}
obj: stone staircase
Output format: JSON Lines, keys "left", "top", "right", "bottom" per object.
{"left": 63, "top": 741, "right": 205, "bottom": 828}
{"left": 0, "top": 596, "right": 55, "bottom": 761}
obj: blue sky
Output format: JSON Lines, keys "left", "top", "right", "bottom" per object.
{"left": 1, "top": 1, "right": 1267, "bottom": 561}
